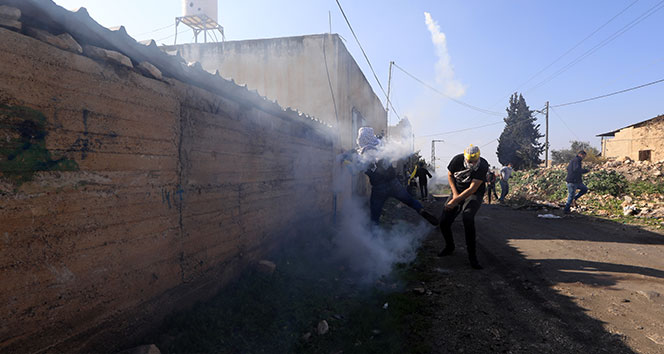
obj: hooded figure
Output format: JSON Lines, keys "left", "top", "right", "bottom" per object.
{"left": 355, "top": 127, "right": 438, "bottom": 226}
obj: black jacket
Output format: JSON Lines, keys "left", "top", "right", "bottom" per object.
{"left": 415, "top": 167, "right": 432, "bottom": 184}
{"left": 566, "top": 155, "right": 589, "bottom": 183}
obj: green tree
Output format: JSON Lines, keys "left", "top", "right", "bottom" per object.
{"left": 551, "top": 141, "right": 601, "bottom": 165}
{"left": 496, "top": 93, "right": 544, "bottom": 170}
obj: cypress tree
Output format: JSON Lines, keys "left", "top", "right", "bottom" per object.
{"left": 496, "top": 93, "right": 544, "bottom": 169}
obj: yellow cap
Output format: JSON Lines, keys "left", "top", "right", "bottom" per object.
{"left": 464, "top": 145, "right": 480, "bottom": 162}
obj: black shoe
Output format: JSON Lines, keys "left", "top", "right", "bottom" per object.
{"left": 420, "top": 210, "right": 439, "bottom": 226}
{"left": 437, "top": 247, "right": 455, "bottom": 257}
{"left": 469, "top": 260, "right": 483, "bottom": 270}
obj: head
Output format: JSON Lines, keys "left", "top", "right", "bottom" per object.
{"left": 418, "top": 161, "right": 424, "bottom": 167}
{"left": 507, "top": 162, "right": 513, "bottom": 168}
{"left": 578, "top": 150, "right": 587, "bottom": 159}
{"left": 356, "top": 127, "right": 379, "bottom": 150}
{"left": 464, "top": 145, "right": 481, "bottom": 166}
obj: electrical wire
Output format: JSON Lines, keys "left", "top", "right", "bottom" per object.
{"left": 392, "top": 62, "right": 503, "bottom": 116}
{"left": 527, "top": 0, "right": 664, "bottom": 93}
{"left": 135, "top": 23, "right": 175, "bottom": 37}
{"left": 512, "top": 0, "right": 640, "bottom": 94}
{"left": 552, "top": 77, "right": 664, "bottom": 108}
{"left": 334, "top": 0, "right": 401, "bottom": 121}
{"left": 549, "top": 107, "right": 580, "bottom": 140}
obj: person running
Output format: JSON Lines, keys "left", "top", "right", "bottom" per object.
{"left": 410, "top": 161, "right": 433, "bottom": 199}
{"left": 438, "top": 145, "right": 489, "bottom": 269}
{"left": 498, "top": 162, "right": 513, "bottom": 202}
{"left": 355, "top": 127, "right": 439, "bottom": 226}
{"left": 486, "top": 169, "right": 499, "bottom": 204}
{"left": 564, "top": 150, "right": 589, "bottom": 214}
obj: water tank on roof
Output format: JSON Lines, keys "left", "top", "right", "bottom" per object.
{"left": 182, "top": 0, "right": 218, "bottom": 23}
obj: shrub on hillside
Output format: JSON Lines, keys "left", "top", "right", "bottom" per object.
{"left": 585, "top": 170, "right": 627, "bottom": 197}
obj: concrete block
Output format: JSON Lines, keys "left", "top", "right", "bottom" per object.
{"left": 0, "top": 17, "right": 20, "bottom": 31}
{"left": 0, "top": 6, "right": 21, "bottom": 20}
{"left": 83, "top": 45, "right": 133, "bottom": 68}
{"left": 137, "top": 61, "right": 162, "bottom": 80}
{"left": 25, "top": 27, "right": 82, "bottom": 54}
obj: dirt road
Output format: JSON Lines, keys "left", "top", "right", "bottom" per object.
{"left": 417, "top": 201, "right": 664, "bottom": 353}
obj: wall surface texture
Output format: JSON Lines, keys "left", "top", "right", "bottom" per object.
{"left": 162, "top": 34, "right": 387, "bottom": 151}
{"left": 0, "top": 26, "right": 334, "bottom": 353}
{"left": 603, "top": 117, "right": 664, "bottom": 161}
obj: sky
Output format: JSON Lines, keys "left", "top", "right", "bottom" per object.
{"left": 52, "top": 0, "right": 664, "bottom": 169}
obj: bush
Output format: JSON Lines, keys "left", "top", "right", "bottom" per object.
{"left": 585, "top": 170, "right": 627, "bottom": 197}
{"left": 626, "top": 180, "right": 664, "bottom": 197}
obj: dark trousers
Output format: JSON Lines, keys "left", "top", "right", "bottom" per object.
{"left": 486, "top": 183, "right": 498, "bottom": 204}
{"left": 370, "top": 178, "right": 423, "bottom": 223}
{"left": 439, "top": 194, "right": 482, "bottom": 261}
{"left": 419, "top": 181, "right": 428, "bottom": 199}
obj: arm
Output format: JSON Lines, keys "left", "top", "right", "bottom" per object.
{"left": 446, "top": 179, "right": 483, "bottom": 209}
{"left": 448, "top": 171, "right": 459, "bottom": 198}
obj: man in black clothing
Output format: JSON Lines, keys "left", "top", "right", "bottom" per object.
{"left": 438, "top": 145, "right": 489, "bottom": 269}
{"left": 413, "top": 161, "right": 433, "bottom": 199}
{"left": 355, "top": 127, "right": 439, "bottom": 226}
{"left": 564, "top": 150, "right": 589, "bottom": 214}
{"left": 485, "top": 170, "right": 498, "bottom": 204}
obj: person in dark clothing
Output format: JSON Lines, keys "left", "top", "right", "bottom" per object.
{"left": 438, "top": 145, "right": 489, "bottom": 269}
{"left": 485, "top": 170, "right": 499, "bottom": 204}
{"left": 355, "top": 127, "right": 439, "bottom": 226}
{"left": 564, "top": 150, "right": 589, "bottom": 214}
{"left": 413, "top": 161, "right": 433, "bottom": 199}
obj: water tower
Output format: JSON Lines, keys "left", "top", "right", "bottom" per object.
{"left": 174, "top": 0, "right": 225, "bottom": 44}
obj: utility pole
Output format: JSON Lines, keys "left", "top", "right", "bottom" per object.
{"left": 431, "top": 139, "right": 444, "bottom": 172}
{"left": 386, "top": 61, "right": 394, "bottom": 125}
{"left": 545, "top": 101, "right": 550, "bottom": 168}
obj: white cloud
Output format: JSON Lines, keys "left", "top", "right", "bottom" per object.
{"left": 424, "top": 12, "right": 466, "bottom": 98}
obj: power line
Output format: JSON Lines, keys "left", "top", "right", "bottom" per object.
{"left": 417, "top": 104, "right": 545, "bottom": 138}
{"left": 334, "top": 0, "right": 402, "bottom": 121}
{"left": 135, "top": 23, "right": 175, "bottom": 37}
{"left": 513, "top": 0, "right": 640, "bottom": 94}
{"left": 392, "top": 63, "right": 503, "bottom": 116}
{"left": 549, "top": 107, "right": 580, "bottom": 140}
{"left": 552, "top": 77, "right": 664, "bottom": 108}
{"left": 527, "top": 0, "right": 664, "bottom": 93}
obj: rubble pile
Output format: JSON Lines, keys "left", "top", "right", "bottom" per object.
{"left": 510, "top": 158, "right": 664, "bottom": 223}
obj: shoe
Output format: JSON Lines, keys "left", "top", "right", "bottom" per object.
{"left": 571, "top": 199, "right": 578, "bottom": 208}
{"left": 437, "top": 247, "right": 455, "bottom": 257}
{"left": 420, "top": 210, "right": 439, "bottom": 226}
{"left": 470, "top": 260, "right": 483, "bottom": 270}
{"left": 563, "top": 208, "right": 571, "bottom": 214}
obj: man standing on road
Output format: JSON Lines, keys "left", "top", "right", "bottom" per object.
{"left": 564, "top": 150, "right": 589, "bottom": 214}
{"left": 486, "top": 169, "right": 499, "bottom": 204}
{"left": 438, "top": 145, "right": 489, "bottom": 269}
{"left": 410, "top": 161, "right": 433, "bottom": 200}
{"left": 498, "top": 162, "right": 513, "bottom": 202}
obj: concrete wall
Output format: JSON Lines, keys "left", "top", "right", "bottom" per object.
{"left": 0, "top": 26, "right": 334, "bottom": 353}
{"left": 602, "top": 117, "right": 664, "bottom": 161}
{"left": 162, "top": 34, "right": 388, "bottom": 151}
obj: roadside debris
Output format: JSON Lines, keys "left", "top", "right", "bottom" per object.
{"left": 537, "top": 214, "right": 561, "bottom": 219}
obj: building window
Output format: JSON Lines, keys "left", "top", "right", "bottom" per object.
{"left": 639, "top": 150, "right": 651, "bottom": 161}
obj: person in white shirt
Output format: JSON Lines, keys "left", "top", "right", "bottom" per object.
{"left": 498, "top": 163, "right": 513, "bottom": 202}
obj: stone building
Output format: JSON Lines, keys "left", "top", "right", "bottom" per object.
{"left": 597, "top": 114, "right": 664, "bottom": 161}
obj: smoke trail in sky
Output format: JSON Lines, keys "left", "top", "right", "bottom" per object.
{"left": 424, "top": 12, "right": 466, "bottom": 98}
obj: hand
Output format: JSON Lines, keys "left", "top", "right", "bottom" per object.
{"left": 445, "top": 197, "right": 458, "bottom": 210}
